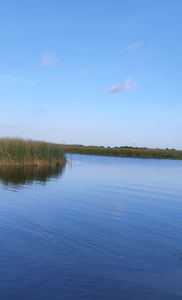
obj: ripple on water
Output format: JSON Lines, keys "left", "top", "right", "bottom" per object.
{"left": 0, "top": 155, "right": 182, "bottom": 300}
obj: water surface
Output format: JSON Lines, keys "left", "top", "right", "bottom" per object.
{"left": 0, "top": 154, "right": 182, "bottom": 299}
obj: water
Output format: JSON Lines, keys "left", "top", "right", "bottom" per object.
{"left": 0, "top": 154, "right": 182, "bottom": 300}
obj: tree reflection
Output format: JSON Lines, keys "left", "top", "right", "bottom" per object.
{"left": 0, "top": 164, "right": 65, "bottom": 188}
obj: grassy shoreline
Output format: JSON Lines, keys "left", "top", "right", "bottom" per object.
{"left": 1, "top": 138, "right": 182, "bottom": 164}
{"left": 62, "top": 144, "right": 182, "bottom": 160}
{"left": 0, "top": 138, "right": 66, "bottom": 166}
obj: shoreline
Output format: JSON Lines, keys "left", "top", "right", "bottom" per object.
{"left": 63, "top": 145, "right": 182, "bottom": 161}
{"left": 0, "top": 138, "right": 66, "bottom": 167}
{"left": 66, "top": 152, "right": 182, "bottom": 161}
{"left": 0, "top": 162, "right": 66, "bottom": 166}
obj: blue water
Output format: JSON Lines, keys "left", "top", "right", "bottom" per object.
{"left": 0, "top": 154, "right": 182, "bottom": 299}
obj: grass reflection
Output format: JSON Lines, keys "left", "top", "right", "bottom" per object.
{"left": 0, "top": 164, "right": 65, "bottom": 188}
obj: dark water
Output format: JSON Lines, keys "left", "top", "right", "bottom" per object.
{"left": 0, "top": 155, "right": 182, "bottom": 300}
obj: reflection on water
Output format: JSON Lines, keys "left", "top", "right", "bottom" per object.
{"left": 0, "top": 155, "right": 182, "bottom": 299}
{"left": 0, "top": 164, "right": 65, "bottom": 188}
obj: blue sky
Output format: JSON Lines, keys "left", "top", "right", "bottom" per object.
{"left": 0, "top": 0, "right": 181, "bottom": 148}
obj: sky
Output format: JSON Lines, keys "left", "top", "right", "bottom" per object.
{"left": 0, "top": 0, "right": 181, "bottom": 149}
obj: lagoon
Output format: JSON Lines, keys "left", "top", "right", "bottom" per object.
{"left": 0, "top": 154, "right": 182, "bottom": 299}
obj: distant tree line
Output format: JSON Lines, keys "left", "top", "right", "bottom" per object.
{"left": 61, "top": 144, "right": 182, "bottom": 160}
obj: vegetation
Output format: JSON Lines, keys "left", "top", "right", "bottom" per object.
{"left": 62, "top": 144, "right": 182, "bottom": 160}
{"left": 0, "top": 138, "right": 66, "bottom": 166}
{"left": 1, "top": 138, "right": 181, "bottom": 165}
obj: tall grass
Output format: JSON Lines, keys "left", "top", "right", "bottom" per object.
{"left": 62, "top": 144, "right": 182, "bottom": 160}
{"left": 1, "top": 138, "right": 181, "bottom": 164}
{"left": 0, "top": 138, "right": 66, "bottom": 166}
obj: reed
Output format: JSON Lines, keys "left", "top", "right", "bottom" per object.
{"left": 0, "top": 138, "right": 66, "bottom": 166}
{"left": 62, "top": 144, "right": 182, "bottom": 160}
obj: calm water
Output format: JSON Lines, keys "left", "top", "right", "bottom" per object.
{"left": 0, "top": 154, "right": 182, "bottom": 300}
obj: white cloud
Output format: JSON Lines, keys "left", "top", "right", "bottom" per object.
{"left": 41, "top": 51, "right": 59, "bottom": 68}
{"left": 109, "top": 77, "right": 135, "bottom": 94}
{"left": 126, "top": 41, "right": 144, "bottom": 50}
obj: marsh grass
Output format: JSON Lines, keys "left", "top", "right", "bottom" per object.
{"left": 0, "top": 138, "right": 65, "bottom": 166}
{"left": 62, "top": 145, "right": 182, "bottom": 160}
